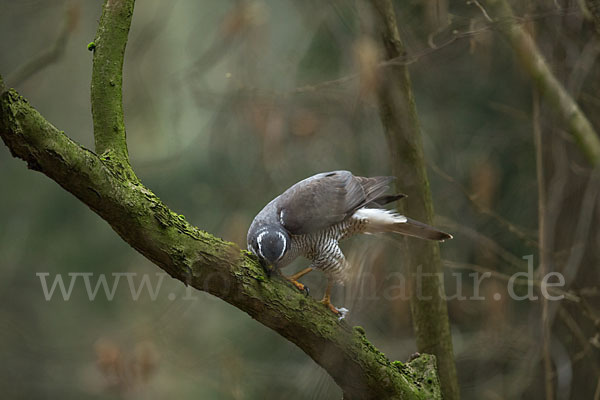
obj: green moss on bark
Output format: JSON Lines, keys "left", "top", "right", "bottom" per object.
{"left": 91, "top": 0, "right": 135, "bottom": 175}
{"left": 0, "top": 85, "right": 442, "bottom": 400}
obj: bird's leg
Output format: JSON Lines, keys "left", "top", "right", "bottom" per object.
{"left": 284, "top": 267, "right": 313, "bottom": 294}
{"left": 320, "top": 280, "right": 339, "bottom": 315}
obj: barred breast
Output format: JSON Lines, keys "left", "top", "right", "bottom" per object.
{"left": 278, "top": 213, "right": 368, "bottom": 281}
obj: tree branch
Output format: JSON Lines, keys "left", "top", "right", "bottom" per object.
{"left": 0, "top": 86, "right": 441, "bottom": 399}
{"left": 6, "top": 4, "right": 78, "bottom": 87}
{"left": 0, "top": 0, "right": 444, "bottom": 396}
{"left": 365, "top": 1, "right": 460, "bottom": 399}
{"left": 481, "top": 0, "right": 600, "bottom": 166}
{"left": 90, "top": 0, "right": 135, "bottom": 173}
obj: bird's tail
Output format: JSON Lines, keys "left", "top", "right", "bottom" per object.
{"left": 392, "top": 216, "right": 452, "bottom": 241}
{"left": 354, "top": 208, "right": 452, "bottom": 241}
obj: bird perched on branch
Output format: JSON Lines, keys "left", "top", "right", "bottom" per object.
{"left": 247, "top": 170, "right": 451, "bottom": 315}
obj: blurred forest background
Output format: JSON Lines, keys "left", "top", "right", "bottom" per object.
{"left": 1, "top": 0, "right": 599, "bottom": 399}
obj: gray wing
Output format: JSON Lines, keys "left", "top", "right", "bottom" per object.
{"left": 277, "top": 170, "right": 394, "bottom": 235}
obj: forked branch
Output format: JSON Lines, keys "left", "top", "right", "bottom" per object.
{"left": 0, "top": 0, "right": 442, "bottom": 398}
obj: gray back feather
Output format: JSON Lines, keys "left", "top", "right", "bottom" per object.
{"left": 276, "top": 170, "right": 394, "bottom": 235}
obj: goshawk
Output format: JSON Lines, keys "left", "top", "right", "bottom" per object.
{"left": 247, "top": 170, "right": 451, "bottom": 314}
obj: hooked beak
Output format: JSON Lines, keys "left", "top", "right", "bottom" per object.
{"left": 259, "top": 257, "right": 275, "bottom": 277}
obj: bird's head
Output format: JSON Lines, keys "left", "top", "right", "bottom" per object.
{"left": 249, "top": 225, "right": 290, "bottom": 271}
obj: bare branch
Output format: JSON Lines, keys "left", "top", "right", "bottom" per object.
{"left": 534, "top": 86, "right": 556, "bottom": 400}
{"left": 442, "top": 260, "right": 580, "bottom": 302}
{"left": 481, "top": 0, "right": 600, "bottom": 166}
{"left": 6, "top": 3, "right": 78, "bottom": 87}
{"left": 365, "top": 0, "right": 460, "bottom": 399}
{"left": 430, "top": 163, "right": 538, "bottom": 247}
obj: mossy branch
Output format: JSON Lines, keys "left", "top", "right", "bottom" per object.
{"left": 91, "top": 0, "right": 135, "bottom": 174}
{"left": 366, "top": 1, "right": 460, "bottom": 399}
{"left": 0, "top": 87, "right": 440, "bottom": 400}
{"left": 481, "top": 0, "right": 600, "bottom": 166}
{"left": 0, "top": 0, "right": 442, "bottom": 397}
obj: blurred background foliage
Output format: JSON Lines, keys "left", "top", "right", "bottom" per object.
{"left": 1, "top": 0, "right": 599, "bottom": 399}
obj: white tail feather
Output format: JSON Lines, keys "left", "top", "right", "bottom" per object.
{"left": 353, "top": 208, "right": 452, "bottom": 241}
{"left": 353, "top": 208, "right": 407, "bottom": 234}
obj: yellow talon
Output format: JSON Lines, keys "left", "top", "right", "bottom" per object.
{"left": 284, "top": 266, "right": 313, "bottom": 294}
{"left": 320, "top": 281, "right": 340, "bottom": 314}
{"left": 288, "top": 278, "right": 306, "bottom": 292}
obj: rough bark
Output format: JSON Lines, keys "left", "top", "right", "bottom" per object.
{"left": 0, "top": 1, "right": 443, "bottom": 399}
{"left": 366, "top": 1, "right": 460, "bottom": 399}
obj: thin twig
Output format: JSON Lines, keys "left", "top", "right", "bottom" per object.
{"left": 560, "top": 168, "right": 600, "bottom": 285}
{"left": 7, "top": 3, "right": 79, "bottom": 87}
{"left": 293, "top": 7, "right": 580, "bottom": 96}
{"left": 430, "top": 163, "right": 538, "bottom": 247}
{"left": 436, "top": 216, "right": 527, "bottom": 272}
{"left": 481, "top": 0, "right": 600, "bottom": 165}
{"left": 567, "top": 36, "right": 600, "bottom": 97}
{"left": 557, "top": 307, "right": 596, "bottom": 366}
{"left": 469, "top": 0, "right": 493, "bottom": 22}
{"left": 442, "top": 260, "right": 580, "bottom": 302}
{"left": 533, "top": 84, "right": 555, "bottom": 400}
